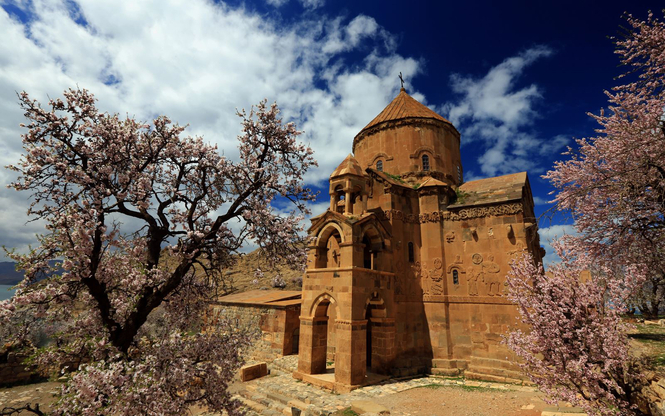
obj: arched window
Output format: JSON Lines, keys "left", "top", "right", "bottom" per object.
{"left": 408, "top": 242, "right": 414, "bottom": 263}
{"left": 452, "top": 269, "right": 459, "bottom": 285}
{"left": 376, "top": 160, "right": 383, "bottom": 171}
{"left": 457, "top": 165, "right": 462, "bottom": 183}
{"left": 422, "top": 154, "right": 430, "bottom": 171}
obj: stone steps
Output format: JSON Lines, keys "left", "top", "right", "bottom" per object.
{"left": 237, "top": 384, "right": 312, "bottom": 416}
{"left": 430, "top": 367, "right": 462, "bottom": 376}
{"left": 466, "top": 365, "right": 523, "bottom": 379}
{"left": 469, "top": 356, "right": 520, "bottom": 371}
{"left": 465, "top": 369, "right": 525, "bottom": 385}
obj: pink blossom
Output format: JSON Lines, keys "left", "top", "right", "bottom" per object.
{"left": 2, "top": 89, "right": 315, "bottom": 415}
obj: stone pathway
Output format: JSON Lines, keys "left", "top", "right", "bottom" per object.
{"left": 234, "top": 356, "right": 542, "bottom": 416}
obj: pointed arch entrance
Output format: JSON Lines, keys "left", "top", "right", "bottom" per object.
{"left": 298, "top": 293, "right": 337, "bottom": 375}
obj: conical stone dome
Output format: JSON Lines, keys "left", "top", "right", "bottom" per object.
{"left": 354, "top": 88, "right": 452, "bottom": 146}
{"left": 352, "top": 88, "right": 462, "bottom": 186}
{"left": 331, "top": 154, "right": 365, "bottom": 178}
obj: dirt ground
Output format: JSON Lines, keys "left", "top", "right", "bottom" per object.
{"left": 1, "top": 381, "right": 551, "bottom": 416}
{"left": 0, "top": 381, "right": 61, "bottom": 414}
{"left": 373, "top": 385, "right": 549, "bottom": 416}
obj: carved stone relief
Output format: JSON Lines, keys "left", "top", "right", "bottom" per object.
{"left": 467, "top": 266, "right": 482, "bottom": 296}
{"left": 466, "top": 253, "right": 503, "bottom": 296}
{"left": 411, "top": 261, "right": 422, "bottom": 279}
{"left": 482, "top": 255, "right": 502, "bottom": 296}
{"left": 508, "top": 241, "right": 526, "bottom": 260}
{"left": 380, "top": 203, "right": 523, "bottom": 224}
{"left": 445, "top": 232, "right": 456, "bottom": 243}
{"left": 427, "top": 258, "right": 444, "bottom": 296}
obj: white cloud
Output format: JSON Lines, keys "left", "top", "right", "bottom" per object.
{"left": 532, "top": 196, "right": 551, "bottom": 206}
{"left": 442, "top": 46, "right": 567, "bottom": 178}
{"left": 538, "top": 224, "right": 577, "bottom": 266}
{"left": 298, "top": 0, "right": 324, "bottom": 10}
{"left": 266, "top": 0, "right": 289, "bottom": 6}
{"left": 0, "top": 0, "right": 423, "bottom": 260}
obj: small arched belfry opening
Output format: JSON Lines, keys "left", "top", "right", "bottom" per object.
{"left": 329, "top": 154, "right": 369, "bottom": 216}
{"left": 315, "top": 223, "right": 343, "bottom": 269}
{"left": 360, "top": 224, "right": 384, "bottom": 270}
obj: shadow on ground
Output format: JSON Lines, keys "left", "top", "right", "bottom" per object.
{"left": 629, "top": 333, "right": 665, "bottom": 342}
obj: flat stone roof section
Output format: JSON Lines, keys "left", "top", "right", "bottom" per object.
{"left": 449, "top": 172, "right": 528, "bottom": 208}
{"left": 215, "top": 289, "right": 302, "bottom": 308}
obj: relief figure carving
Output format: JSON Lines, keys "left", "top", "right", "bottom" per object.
{"left": 482, "top": 255, "right": 502, "bottom": 296}
{"left": 467, "top": 266, "right": 482, "bottom": 296}
{"left": 425, "top": 258, "right": 444, "bottom": 296}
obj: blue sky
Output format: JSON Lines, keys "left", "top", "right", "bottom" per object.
{"left": 0, "top": 0, "right": 662, "bottom": 264}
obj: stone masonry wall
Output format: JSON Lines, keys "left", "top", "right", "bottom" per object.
{"left": 0, "top": 347, "right": 43, "bottom": 387}
{"left": 210, "top": 303, "right": 300, "bottom": 363}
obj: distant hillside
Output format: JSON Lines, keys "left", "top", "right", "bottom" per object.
{"left": 0, "top": 252, "right": 304, "bottom": 293}
{"left": 220, "top": 248, "right": 304, "bottom": 294}
{"left": 0, "top": 261, "right": 62, "bottom": 285}
{"left": 0, "top": 262, "right": 24, "bottom": 285}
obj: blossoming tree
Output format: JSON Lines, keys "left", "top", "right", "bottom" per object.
{"left": 507, "top": 11, "right": 665, "bottom": 415}
{"left": 0, "top": 88, "right": 316, "bottom": 416}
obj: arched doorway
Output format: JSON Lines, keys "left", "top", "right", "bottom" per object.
{"left": 305, "top": 294, "right": 336, "bottom": 374}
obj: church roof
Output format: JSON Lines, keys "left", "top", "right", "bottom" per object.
{"left": 419, "top": 177, "right": 448, "bottom": 188}
{"left": 331, "top": 154, "right": 365, "bottom": 177}
{"left": 355, "top": 88, "right": 452, "bottom": 139}
{"left": 215, "top": 290, "right": 302, "bottom": 308}
{"left": 449, "top": 172, "right": 528, "bottom": 208}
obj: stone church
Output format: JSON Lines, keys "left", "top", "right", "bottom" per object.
{"left": 292, "top": 87, "right": 544, "bottom": 392}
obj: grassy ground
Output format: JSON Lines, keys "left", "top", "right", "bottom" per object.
{"left": 628, "top": 320, "right": 665, "bottom": 369}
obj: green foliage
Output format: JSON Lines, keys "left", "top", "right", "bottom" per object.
{"left": 652, "top": 354, "right": 665, "bottom": 367}
{"left": 629, "top": 323, "right": 665, "bottom": 368}
{"left": 384, "top": 172, "right": 406, "bottom": 184}
{"left": 454, "top": 188, "right": 469, "bottom": 204}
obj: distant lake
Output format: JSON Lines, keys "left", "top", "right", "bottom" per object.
{"left": 0, "top": 285, "right": 16, "bottom": 301}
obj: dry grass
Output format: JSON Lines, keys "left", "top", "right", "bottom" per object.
{"left": 215, "top": 248, "right": 304, "bottom": 295}
{"left": 629, "top": 321, "right": 665, "bottom": 369}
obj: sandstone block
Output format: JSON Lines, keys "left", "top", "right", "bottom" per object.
{"left": 350, "top": 400, "right": 390, "bottom": 415}
{"left": 239, "top": 362, "right": 268, "bottom": 382}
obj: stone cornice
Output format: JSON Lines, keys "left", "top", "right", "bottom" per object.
{"left": 381, "top": 202, "right": 524, "bottom": 224}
